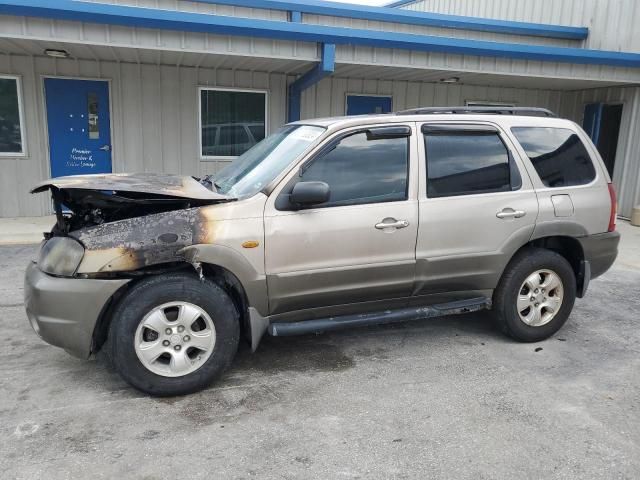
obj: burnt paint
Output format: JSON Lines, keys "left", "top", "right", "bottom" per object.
{"left": 72, "top": 206, "right": 216, "bottom": 272}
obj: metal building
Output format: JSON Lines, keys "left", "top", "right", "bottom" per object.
{"left": 0, "top": 0, "right": 638, "bottom": 218}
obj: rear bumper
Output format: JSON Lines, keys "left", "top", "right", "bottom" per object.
{"left": 578, "top": 231, "right": 620, "bottom": 280}
{"left": 24, "top": 262, "right": 130, "bottom": 359}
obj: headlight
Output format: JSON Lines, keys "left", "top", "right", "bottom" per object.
{"left": 38, "top": 237, "right": 85, "bottom": 276}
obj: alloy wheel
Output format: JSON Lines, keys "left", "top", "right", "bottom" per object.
{"left": 516, "top": 269, "right": 564, "bottom": 327}
{"left": 134, "top": 301, "right": 216, "bottom": 377}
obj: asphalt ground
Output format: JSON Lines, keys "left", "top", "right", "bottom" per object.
{"left": 1, "top": 224, "right": 639, "bottom": 479}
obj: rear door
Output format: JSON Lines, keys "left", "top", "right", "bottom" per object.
{"left": 414, "top": 122, "right": 538, "bottom": 299}
{"left": 510, "top": 124, "right": 611, "bottom": 236}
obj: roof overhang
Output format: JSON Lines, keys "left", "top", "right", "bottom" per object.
{"left": 0, "top": 0, "right": 638, "bottom": 69}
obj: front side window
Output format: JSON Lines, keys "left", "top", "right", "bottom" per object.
{"left": 200, "top": 89, "right": 266, "bottom": 158}
{"left": 424, "top": 130, "right": 512, "bottom": 198}
{"left": 298, "top": 130, "right": 409, "bottom": 207}
{"left": 0, "top": 76, "right": 24, "bottom": 155}
{"left": 511, "top": 127, "right": 596, "bottom": 187}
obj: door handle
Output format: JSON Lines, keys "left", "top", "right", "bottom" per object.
{"left": 496, "top": 208, "right": 526, "bottom": 219}
{"left": 375, "top": 218, "right": 409, "bottom": 230}
{"left": 99, "top": 145, "right": 111, "bottom": 152}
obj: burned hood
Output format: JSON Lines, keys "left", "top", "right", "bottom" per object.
{"left": 31, "top": 172, "right": 229, "bottom": 201}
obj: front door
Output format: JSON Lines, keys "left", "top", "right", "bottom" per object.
{"left": 44, "top": 78, "right": 112, "bottom": 178}
{"left": 264, "top": 124, "right": 419, "bottom": 315}
{"left": 346, "top": 95, "right": 392, "bottom": 115}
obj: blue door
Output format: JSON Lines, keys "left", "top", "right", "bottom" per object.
{"left": 346, "top": 95, "right": 393, "bottom": 116}
{"left": 44, "top": 78, "right": 112, "bottom": 178}
{"left": 583, "top": 103, "right": 603, "bottom": 145}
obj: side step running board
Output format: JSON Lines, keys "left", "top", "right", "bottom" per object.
{"left": 268, "top": 297, "right": 491, "bottom": 337}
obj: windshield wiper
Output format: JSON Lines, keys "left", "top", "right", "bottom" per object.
{"left": 199, "top": 175, "right": 218, "bottom": 192}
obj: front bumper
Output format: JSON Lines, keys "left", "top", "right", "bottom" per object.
{"left": 24, "top": 262, "right": 130, "bottom": 359}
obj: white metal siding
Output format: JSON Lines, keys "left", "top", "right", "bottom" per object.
{"left": 299, "top": 76, "right": 565, "bottom": 118}
{"left": 404, "top": 0, "right": 640, "bottom": 53}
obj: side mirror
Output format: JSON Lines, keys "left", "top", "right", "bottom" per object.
{"left": 290, "top": 181, "right": 330, "bottom": 207}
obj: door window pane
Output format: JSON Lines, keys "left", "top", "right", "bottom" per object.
{"left": 299, "top": 131, "right": 408, "bottom": 207}
{"left": 424, "top": 132, "right": 511, "bottom": 197}
{"left": 200, "top": 89, "right": 266, "bottom": 157}
{"left": 87, "top": 92, "right": 99, "bottom": 139}
{"left": 511, "top": 127, "right": 596, "bottom": 187}
{"left": 0, "top": 77, "right": 23, "bottom": 154}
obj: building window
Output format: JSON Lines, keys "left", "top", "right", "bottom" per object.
{"left": 200, "top": 88, "right": 267, "bottom": 158}
{"left": 0, "top": 75, "right": 25, "bottom": 155}
{"left": 512, "top": 127, "right": 596, "bottom": 188}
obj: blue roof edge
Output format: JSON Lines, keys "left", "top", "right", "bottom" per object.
{"left": 192, "top": 0, "right": 588, "bottom": 40}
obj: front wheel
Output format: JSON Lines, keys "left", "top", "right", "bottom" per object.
{"left": 107, "top": 273, "right": 240, "bottom": 396}
{"left": 493, "top": 248, "right": 576, "bottom": 342}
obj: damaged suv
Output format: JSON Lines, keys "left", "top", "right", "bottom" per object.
{"left": 25, "top": 107, "right": 620, "bottom": 396}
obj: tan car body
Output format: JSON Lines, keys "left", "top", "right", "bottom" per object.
{"left": 25, "top": 113, "right": 619, "bottom": 358}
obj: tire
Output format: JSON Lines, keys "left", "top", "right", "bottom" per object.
{"left": 493, "top": 248, "right": 576, "bottom": 342}
{"left": 106, "top": 273, "right": 240, "bottom": 396}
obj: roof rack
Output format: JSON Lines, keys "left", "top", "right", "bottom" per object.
{"left": 396, "top": 106, "right": 557, "bottom": 117}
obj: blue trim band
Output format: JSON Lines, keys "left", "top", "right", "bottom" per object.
{"left": 2, "top": 0, "right": 639, "bottom": 68}
{"left": 191, "top": 0, "right": 588, "bottom": 40}
{"left": 288, "top": 43, "right": 335, "bottom": 122}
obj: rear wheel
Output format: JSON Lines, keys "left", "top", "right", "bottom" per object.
{"left": 493, "top": 248, "right": 576, "bottom": 342}
{"left": 107, "top": 273, "right": 239, "bottom": 396}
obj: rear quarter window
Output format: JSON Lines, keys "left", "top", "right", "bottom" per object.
{"left": 511, "top": 127, "right": 596, "bottom": 188}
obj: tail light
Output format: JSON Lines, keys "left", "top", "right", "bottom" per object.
{"left": 607, "top": 182, "right": 617, "bottom": 232}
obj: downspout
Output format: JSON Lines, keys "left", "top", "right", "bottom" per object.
{"left": 287, "top": 42, "right": 336, "bottom": 122}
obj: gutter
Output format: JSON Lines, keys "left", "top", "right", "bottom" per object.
{"left": 288, "top": 43, "right": 335, "bottom": 122}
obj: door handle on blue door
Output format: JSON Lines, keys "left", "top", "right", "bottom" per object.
{"left": 99, "top": 145, "right": 111, "bottom": 152}
{"left": 496, "top": 208, "right": 526, "bottom": 219}
{"left": 375, "top": 218, "right": 409, "bottom": 230}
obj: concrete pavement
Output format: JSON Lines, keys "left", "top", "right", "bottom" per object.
{"left": 0, "top": 216, "right": 55, "bottom": 245}
{"left": 1, "top": 223, "right": 639, "bottom": 479}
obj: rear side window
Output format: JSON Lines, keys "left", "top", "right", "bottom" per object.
{"left": 424, "top": 130, "right": 513, "bottom": 198}
{"left": 511, "top": 127, "right": 596, "bottom": 187}
{"left": 299, "top": 130, "right": 409, "bottom": 207}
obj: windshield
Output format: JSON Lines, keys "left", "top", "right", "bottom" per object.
{"left": 210, "top": 125, "right": 326, "bottom": 198}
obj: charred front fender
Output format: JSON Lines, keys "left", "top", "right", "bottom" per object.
{"left": 72, "top": 207, "right": 218, "bottom": 274}
{"left": 180, "top": 244, "right": 268, "bottom": 317}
